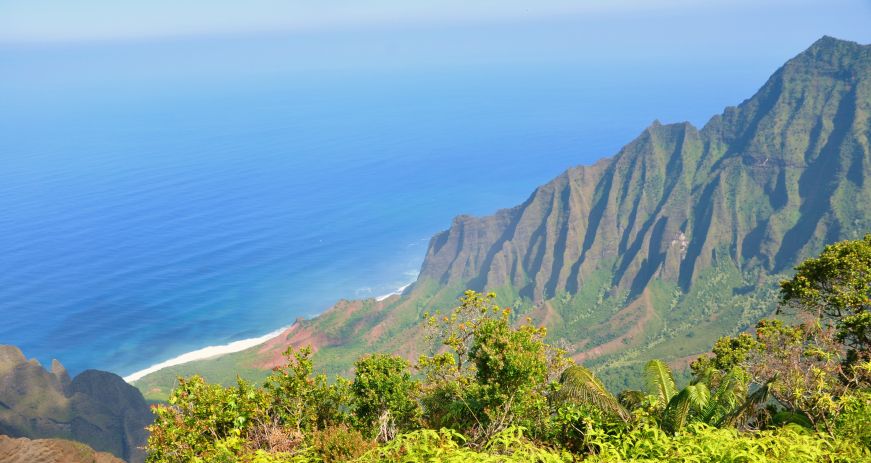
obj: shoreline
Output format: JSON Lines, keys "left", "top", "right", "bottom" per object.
{"left": 123, "top": 326, "right": 290, "bottom": 383}
{"left": 124, "top": 281, "right": 413, "bottom": 384}
{"left": 375, "top": 282, "right": 412, "bottom": 301}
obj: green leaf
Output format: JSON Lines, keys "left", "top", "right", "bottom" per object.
{"left": 645, "top": 359, "right": 677, "bottom": 406}
{"left": 555, "top": 365, "right": 630, "bottom": 421}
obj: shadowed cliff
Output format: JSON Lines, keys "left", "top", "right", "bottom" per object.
{"left": 0, "top": 346, "right": 151, "bottom": 463}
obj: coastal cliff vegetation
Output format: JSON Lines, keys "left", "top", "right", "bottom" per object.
{"left": 145, "top": 237, "right": 871, "bottom": 462}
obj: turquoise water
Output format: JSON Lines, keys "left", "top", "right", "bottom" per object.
{"left": 0, "top": 33, "right": 778, "bottom": 377}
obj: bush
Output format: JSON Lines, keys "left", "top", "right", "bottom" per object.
{"left": 146, "top": 245, "right": 871, "bottom": 463}
{"left": 834, "top": 390, "right": 871, "bottom": 451}
{"left": 146, "top": 376, "right": 269, "bottom": 462}
{"left": 583, "top": 420, "right": 869, "bottom": 463}
{"left": 351, "top": 353, "right": 420, "bottom": 440}
{"left": 354, "top": 426, "right": 569, "bottom": 463}
{"left": 311, "top": 425, "right": 375, "bottom": 463}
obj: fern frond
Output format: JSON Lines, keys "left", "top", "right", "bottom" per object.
{"left": 686, "top": 383, "right": 710, "bottom": 410}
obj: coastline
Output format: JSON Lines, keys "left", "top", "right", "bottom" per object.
{"left": 375, "top": 282, "right": 412, "bottom": 301}
{"left": 123, "top": 326, "right": 290, "bottom": 383}
{"left": 124, "top": 282, "right": 413, "bottom": 384}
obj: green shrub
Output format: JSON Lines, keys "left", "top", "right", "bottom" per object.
{"left": 354, "top": 426, "right": 570, "bottom": 463}
{"left": 311, "top": 424, "right": 376, "bottom": 463}
{"left": 146, "top": 376, "right": 269, "bottom": 462}
{"left": 145, "top": 238, "right": 871, "bottom": 463}
{"left": 584, "top": 421, "right": 870, "bottom": 463}
{"left": 834, "top": 390, "right": 871, "bottom": 451}
{"left": 351, "top": 353, "right": 420, "bottom": 440}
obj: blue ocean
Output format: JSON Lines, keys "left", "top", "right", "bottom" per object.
{"left": 0, "top": 27, "right": 786, "bottom": 378}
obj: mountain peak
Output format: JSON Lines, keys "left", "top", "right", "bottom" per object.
{"left": 0, "top": 346, "right": 152, "bottom": 463}
{"left": 807, "top": 35, "right": 861, "bottom": 51}
{"left": 411, "top": 33, "right": 871, "bottom": 350}
{"left": 50, "top": 359, "right": 72, "bottom": 390}
{"left": 0, "top": 345, "right": 26, "bottom": 367}
{"left": 791, "top": 35, "right": 869, "bottom": 68}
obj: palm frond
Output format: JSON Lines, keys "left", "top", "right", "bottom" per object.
{"left": 719, "top": 378, "right": 772, "bottom": 428}
{"left": 555, "top": 365, "right": 630, "bottom": 421}
{"left": 663, "top": 383, "right": 709, "bottom": 433}
{"left": 700, "top": 367, "right": 743, "bottom": 423}
{"left": 686, "top": 383, "right": 711, "bottom": 410}
{"left": 663, "top": 390, "right": 692, "bottom": 433}
{"left": 617, "top": 389, "right": 646, "bottom": 411}
{"left": 644, "top": 359, "right": 677, "bottom": 406}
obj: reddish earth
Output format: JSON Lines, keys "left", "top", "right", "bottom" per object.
{"left": 527, "top": 301, "right": 563, "bottom": 328}
{"left": 573, "top": 289, "right": 655, "bottom": 362}
{"left": 255, "top": 322, "right": 335, "bottom": 370}
{"left": 253, "top": 297, "right": 395, "bottom": 370}
{"left": 668, "top": 352, "right": 707, "bottom": 371}
{"left": 329, "top": 299, "right": 388, "bottom": 332}
{"left": 0, "top": 435, "right": 123, "bottom": 463}
{"left": 361, "top": 296, "right": 405, "bottom": 343}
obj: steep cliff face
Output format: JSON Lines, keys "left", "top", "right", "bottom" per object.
{"left": 133, "top": 36, "right": 871, "bottom": 395}
{"left": 0, "top": 346, "right": 151, "bottom": 463}
{"left": 419, "top": 36, "right": 871, "bottom": 303}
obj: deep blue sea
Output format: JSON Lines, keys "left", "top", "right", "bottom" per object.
{"left": 0, "top": 30, "right": 791, "bottom": 378}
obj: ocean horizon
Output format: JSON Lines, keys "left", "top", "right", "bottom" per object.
{"left": 0, "top": 28, "right": 795, "bottom": 379}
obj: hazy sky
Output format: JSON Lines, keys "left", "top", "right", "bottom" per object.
{"left": 2, "top": 0, "right": 870, "bottom": 44}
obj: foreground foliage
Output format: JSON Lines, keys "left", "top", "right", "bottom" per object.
{"left": 147, "top": 237, "right": 871, "bottom": 462}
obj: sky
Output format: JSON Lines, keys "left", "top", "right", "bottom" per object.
{"left": 2, "top": 0, "right": 870, "bottom": 140}
{"left": 1, "top": 0, "right": 870, "bottom": 45}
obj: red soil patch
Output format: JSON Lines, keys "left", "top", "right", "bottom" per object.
{"left": 0, "top": 435, "right": 123, "bottom": 463}
{"left": 527, "top": 301, "right": 563, "bottom": 328}
{"left": 254, "top": 297, "right": 395, "bottom": 369}
{"left": 255, "top": 322, "right": 334, "bottom": 370}
{"left": 668, "top": 352, "right": 707, "bottom": 371}
{"left": 365, "top": 321, "right": 388, "bottom": 342}
{"left": 361, "top": 297, "right": 410, "bottom": 343}
{"left": 573, "top": 289, "right": 655, "bottom": 362}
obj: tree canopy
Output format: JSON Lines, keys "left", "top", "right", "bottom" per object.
{"left": 146, "top": 237, "right": 871, "bottom": 462}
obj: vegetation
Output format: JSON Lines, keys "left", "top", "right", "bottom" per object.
{"left": 780, "top": 234, "right": 871, "bottom": 371}
{"left": 147, "top": 237, "right": 871, "bottom": 462}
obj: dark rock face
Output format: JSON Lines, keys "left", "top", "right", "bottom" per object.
{"left": 0, "top": 346, "right": 151, "bottom": 463}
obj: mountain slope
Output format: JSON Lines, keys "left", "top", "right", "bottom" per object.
{"left": 135, "top": 36, "right": 871, "bottom": 396}
{"left": 0, "top": 435, "right": 124, "bottom": 463}
{"left": 422, "top": 35, "right": 870, "bottom": 297}
{"left": 0, "top": 346, "right": 151, "bottom": 463}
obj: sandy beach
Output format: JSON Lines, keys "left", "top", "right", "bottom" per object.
{"left": 124, "top": 282, "right": 413, "bottom": 383}
{"left": 123, "top": 326, "right": 288, "bottom": 383}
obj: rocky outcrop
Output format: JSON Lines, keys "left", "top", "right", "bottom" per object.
{"left": 0, "top": 435, "right": 124, "bottom": 463}
{"left": 0, "top": 346, "right": 151, "bottom": 463}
